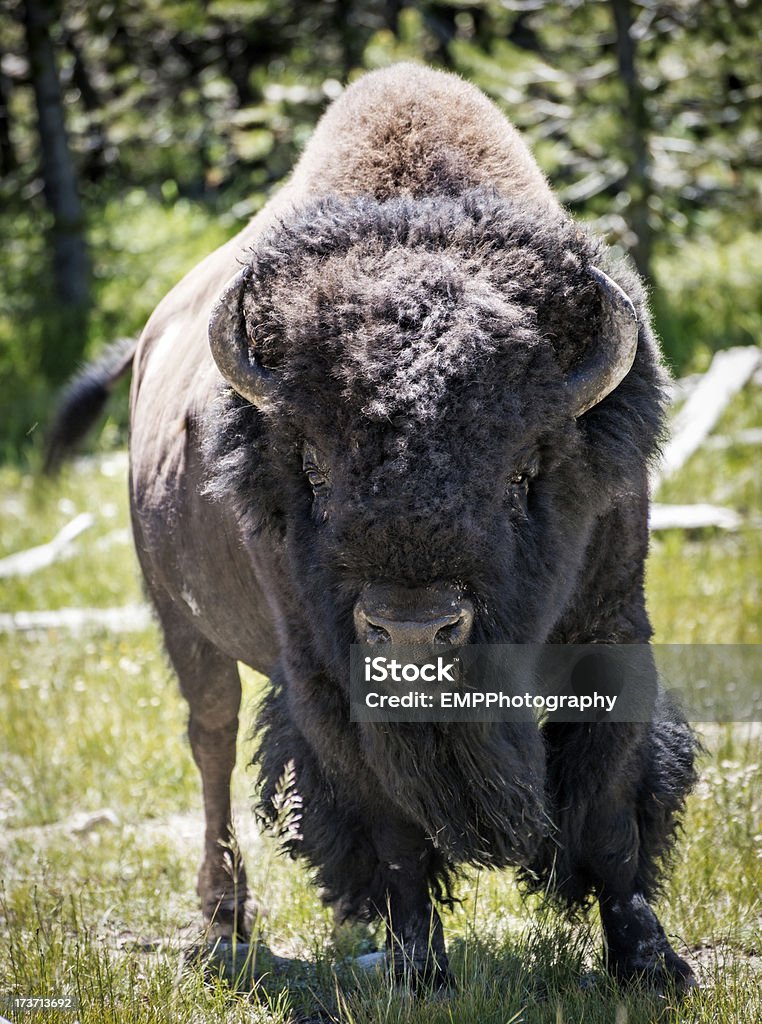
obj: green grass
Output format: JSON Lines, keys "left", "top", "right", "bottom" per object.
{"left": 0, "top": 381, "right": 760, "bottom": 1021}
{"left": 648, "top": 386, "right": 762, "bottom": 644}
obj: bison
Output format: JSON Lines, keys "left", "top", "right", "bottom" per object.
{"left": 48, "top": 63, "right": 697, "bottom": 993}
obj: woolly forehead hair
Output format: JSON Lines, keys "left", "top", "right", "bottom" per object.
{"left": 240, "top": 190, "right": 604, "bottom": 423}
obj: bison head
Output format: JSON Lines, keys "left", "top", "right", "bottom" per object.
{"left": 204, "top": 190, "right": 665, "bottom": 680}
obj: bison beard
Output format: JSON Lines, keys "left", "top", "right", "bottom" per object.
{"left": 46, "top": 63, "right": 699, "bottom": 995}
{"left": 259, "top": 692, "right": 548, "bottom": 871}
{"left": 358, "top": 720, "right": 547, "bottom": 869}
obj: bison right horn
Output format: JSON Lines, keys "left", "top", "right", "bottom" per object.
{"left": 566, "top": 267, "right": 639, "bottom": 418}
{"left": 208, "top": 265, "right": 276, "bottom": 409}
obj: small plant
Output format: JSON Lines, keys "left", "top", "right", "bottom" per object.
{"left": 268, "top": 759, "right": 304, "bottom": 846}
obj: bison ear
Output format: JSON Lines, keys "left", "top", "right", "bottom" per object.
{"left": 208, "top": 265, "right": 276, "bottom": 409}
{"left": 566, "top": 267, "right": 639, "bottom": 418}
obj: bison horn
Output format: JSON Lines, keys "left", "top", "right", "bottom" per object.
{"left": 208, "top": 265, "right": 276, "bottom": 409}
{"left": 567, "top": 267, "right": 639, "bottom": 418}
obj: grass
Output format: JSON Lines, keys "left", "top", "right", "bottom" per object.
{"left": 0, "top": 379, "right": 760, "bottom": 1021}
{"left": 648, "top": 386, "right": 762, "bottom": 644}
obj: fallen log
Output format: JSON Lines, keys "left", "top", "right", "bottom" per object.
{"left": 650, "top": 503, "right": 743, "bottom": 532}
{"left": 658, "top": 346, "right": 761, "bottom": 484}
{"left": 0, "top": 513, "right": 93, "bottom": 578}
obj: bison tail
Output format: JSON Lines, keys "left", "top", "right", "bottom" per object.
{"left": 44, "top": 337, "right": 137, "bottom": 474}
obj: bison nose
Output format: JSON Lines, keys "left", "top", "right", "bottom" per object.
{"left": 354, "top": 587, "right": 474, "bottom": 645}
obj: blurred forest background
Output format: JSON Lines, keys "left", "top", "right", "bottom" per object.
{"left": 1, "top": 0, "right": 760, "bottom": 459}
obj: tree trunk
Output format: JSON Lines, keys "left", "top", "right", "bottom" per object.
{"left": 22, "top": 0, "right": 90, "bottom": 319}
{"left": 610, "top": 0, "right": 652, "bottom": 281}
{"left": 63, "top": 21, "right": 109, "bottom": 182}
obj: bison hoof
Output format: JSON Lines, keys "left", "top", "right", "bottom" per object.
{"left": 185, "top": 939, "right": 256, "bottom": 989}
{"left": 392, "top": 958, "right": 456, "bottom": 995}
{"left": 612, "top": 950, "right": 698, "bottom": 997}
{"left": 202, "top": 894, "right": 255, "bottom": 942}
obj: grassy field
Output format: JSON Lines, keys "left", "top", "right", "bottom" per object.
{"left": 0, "top": 378, "right": 760, "bottom": 1023}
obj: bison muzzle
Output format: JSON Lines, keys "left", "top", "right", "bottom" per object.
{"left": 48, "top": 63, "right": 698, "bottom": 993}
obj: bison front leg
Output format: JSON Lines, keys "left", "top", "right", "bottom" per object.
{"left": 536, "top": 702, "right": 697, "bottom": 993}
{"left": 155, "top": 596, "right": 250, "bottom": 940}
{"left": 372, "top": 820, "right": 453, "bottom": 991}
{"left": 258, "top": 687, "right": 452, "bottom": 987}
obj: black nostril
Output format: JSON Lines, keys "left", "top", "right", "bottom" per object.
{"left": 435, "top": 606, "right": 473, "bottom": 646}
{"left": 435, "top": 620, "right": 459, "bottom": 645}
{"left": 366, "top": 622, "right": 392, "bottom": 644}
{"left": 355, "top": 607, "right": 393, "bottom": 645}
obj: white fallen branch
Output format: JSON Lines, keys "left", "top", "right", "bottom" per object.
{"left": 650, "top": 503, "right": 743, "bottom": 532}
{"left": 657, "top": 346, "right": 761, "bottom": 484}
{"left": 705, "top": 428, "right": 762, "bottom": 450}
{"left": 0, "top": 513, "right": 94, "bottom": 578}
{"left": 0, "top": 604, "right": 152, "bottom": 635}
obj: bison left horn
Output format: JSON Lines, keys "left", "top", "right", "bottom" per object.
{"left": 567, "top": 267, "right": 639, "bottom": 418}
{"left": 208, "top": 265, "right": 276, "bottom": 409}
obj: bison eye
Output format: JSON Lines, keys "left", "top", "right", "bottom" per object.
{"left": 303, "top": 443, "right": 330, "bottom": 499}
{"left": 505, "top": 458, "right": 537, "bottom": 515}
{"left": 506, "top": 473, "right": 529, "bottom": 508}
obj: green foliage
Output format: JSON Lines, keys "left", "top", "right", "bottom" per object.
{"left": 90, "top": 190, "right": 239, "bottom": 344}
{"left": 0, "top": 191, "right": 239, "bottom": 460}
{"left": 653, "top": 228, "right": 762, "bottom": 373}
{"left": 1, "top": 0, "right": 760, "bottom": 457}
